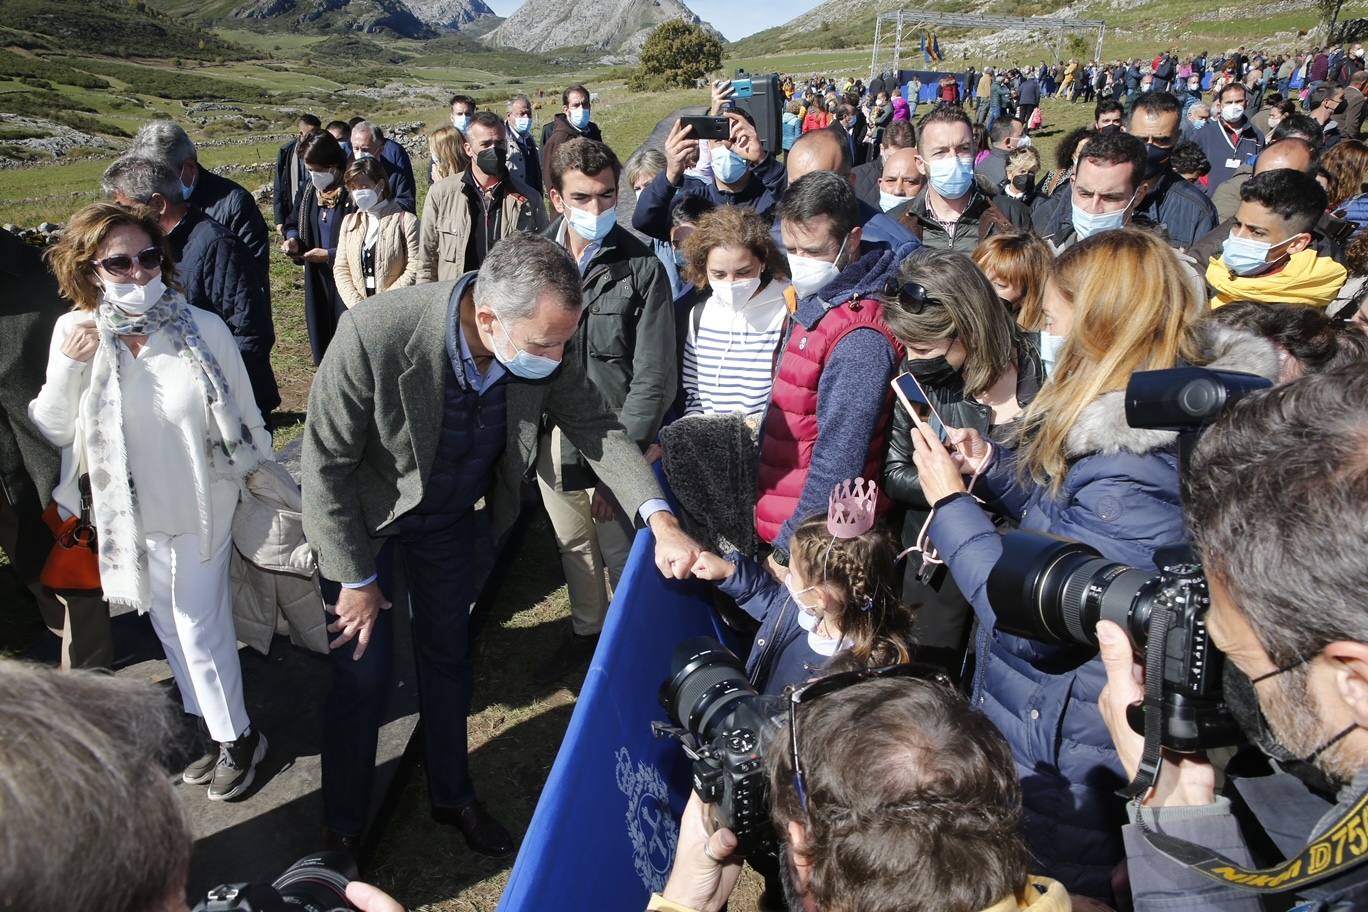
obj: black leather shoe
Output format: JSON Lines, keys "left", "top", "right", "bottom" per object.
{"left": 532, "top": 632, "right": 599, "bottom": 686}
{"left": 434, "top": 801, "right": 515, "bottom": 858}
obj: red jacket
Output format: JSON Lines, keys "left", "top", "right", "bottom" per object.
{"left": 755, "top": 295, "right": 903, "bottom": 544}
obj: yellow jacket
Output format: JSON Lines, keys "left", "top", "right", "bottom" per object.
{"left": 981, "top": 876, "right": 1073, "bottom": 912}
{"left": 1207, "top": 248, "right": 1348, "bottom": 309}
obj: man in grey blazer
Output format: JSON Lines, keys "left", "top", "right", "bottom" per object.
{"left": 302, "top": 233, "right": 702, "bottom": 858}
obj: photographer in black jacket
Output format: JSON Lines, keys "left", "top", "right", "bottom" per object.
{"left": 1099, "top": 361, "right": 1368, "bottom": 910}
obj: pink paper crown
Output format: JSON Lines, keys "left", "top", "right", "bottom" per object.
{"left": 827, "top": 478, "right": 878, "bottom": 539}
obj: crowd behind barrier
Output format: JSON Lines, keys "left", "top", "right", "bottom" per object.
{"left": 9, "top": 37, "right": 1368, "bottom": 912}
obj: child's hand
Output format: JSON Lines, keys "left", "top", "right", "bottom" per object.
{"left": 690, "top": 552, "right": 735, "bottom": 581}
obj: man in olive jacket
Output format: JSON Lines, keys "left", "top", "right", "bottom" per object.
{"left": 301, "top": 233, "right": 700, "bottom": 858}
{"left": 537, "top": 137, "right": 676, "bottom": 682}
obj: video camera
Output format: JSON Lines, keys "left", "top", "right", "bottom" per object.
{"left": 192, "top": 852, "right": 358, "bottom": 912}
{"left": 988, "top": 368, "right": 1270, "bottom": 768}
{"left": 653, "top": 637, "right": 781, "bottom": 857}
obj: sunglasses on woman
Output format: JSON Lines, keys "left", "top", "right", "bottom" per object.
{"left": 882, "top": 279, "right": 944, "bottom": 314}
{"left": 786, "top": 662, "right": 952, "bottom": 814}
{"left": 92, "top": 247, "right": 164, "bottom": 277}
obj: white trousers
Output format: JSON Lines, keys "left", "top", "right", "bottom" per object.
{"left": 536, "top": 428, "right": 635, "bottom": 636}
{"left": 145, "top": 532, "right": 250, "bottom": 743}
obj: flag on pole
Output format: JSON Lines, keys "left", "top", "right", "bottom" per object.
{"left": 931, "top": 32, "right": 942, "bottom": 63}
{"left": 921, "top": 31, "right": 932, "bottom": 65}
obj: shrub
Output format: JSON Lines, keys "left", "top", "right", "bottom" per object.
{"left": 628, "top": 20, "right": 723, "bottom": 92}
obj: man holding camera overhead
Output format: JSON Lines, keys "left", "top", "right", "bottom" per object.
{"left": 1099, "top": 362, "right": 1368, "bottom": 910}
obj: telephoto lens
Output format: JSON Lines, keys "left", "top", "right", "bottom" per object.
{"left": 988, "top": 530, "right": 1157, "bottom": 647}
{"left": 661, "top": 636, "right": 762, "bottom": 742}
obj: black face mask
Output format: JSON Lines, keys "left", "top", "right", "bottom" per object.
{"left": 1222, "top": 660, "right": 1357, "bottom": 797}
{"left": 476, "top": 146, "right": 508, "bottom": 178}
{"left": 906, "top": 355, "right": 961, "bottom": 389}
{"left": 1144, "top": 142, "right": 1173, "bottom": 181}
{"left": 1011, "top": 172, "right": 1035, "bottom": 194}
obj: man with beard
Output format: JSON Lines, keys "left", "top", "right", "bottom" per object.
{"left": 1100, "top": 361, "right": 1368, "bottom": 910}
{"left": 649, "top": 673, "right": 1073, "bottom": 912}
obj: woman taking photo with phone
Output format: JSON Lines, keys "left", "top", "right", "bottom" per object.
{"left": 30, "top": 202, "right": 272, "bottom": 802}
{"left": 881, "top": 249, "right": 1043, "bottom": 676}
{"left": 904, "top": 229, "right": 1280, "bottom": 904}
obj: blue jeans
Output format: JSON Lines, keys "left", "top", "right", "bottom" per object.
{"left": 321, "top": 517, "right": 490, "bottom": 836}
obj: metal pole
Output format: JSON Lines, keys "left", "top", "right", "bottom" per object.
{"left": 1096, "top": 23, "right": 1105, "bottom": 63}
{"left": 894, "top": 11, "right": 904, "bottom": 83}
{"left": 871, "top": 17, "right": 882, "bottom": 87}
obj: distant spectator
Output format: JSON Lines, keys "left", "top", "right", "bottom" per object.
{"left": 282, "top": 131, "right": 354, "bottom": 364}
{"left": 348, "top": 121, "right": 416, "bottom": 215}
{"left": 1193, "top": 82, "right": 1264, "bottom": 195}
{"left": 274, "top": 113, "right": 320, "bottom": 237}
{"left": 1003, "top": 145, "right": 1041, "bottom": 204}
{"left": 325, "top": 120, "right": 351, "bottom": 154}
{"left": 541, "top": 84, "right": 602, "bottom": 192}
{"left": 505, "top": 93, "right": 542, "bottom": 195}
{"left": 853, "top": 118, "right": 915, "bottom": 207}
{"left": 334, "top": 157, "right": 419, "bottom": 308}
{"left": 782, "top": 100, "right": 803, "bottom": 155}
{"left": 1319, "top": 138, "right": 1368, "bottom": 208}
{"left": 625, "top": 146, "right": 685, "bottom": 299}
{"left": 449, "top": 93, "right": 476, "bottom": 133}
{"left": 427, "top": 125, "right": 469, "bottom": 184}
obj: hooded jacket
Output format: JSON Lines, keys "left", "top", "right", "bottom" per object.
{"left": 1207, "top": 248, "right": 1348, "bottom": 308}
{"left": 923, "top": 324, "right": 1281, "bottom": 902}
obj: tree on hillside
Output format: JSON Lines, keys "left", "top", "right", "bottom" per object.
{"left": 629, "top": 19, "right": 723, "bottom": 92}
{"left": 1321, "top": 0, "right": 1348, "bottom": 41}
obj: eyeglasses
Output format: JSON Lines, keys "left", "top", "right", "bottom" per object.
{"left": 787, "top": 663, "right": 952, "bottom": 815}
{"left": 883, "top": 279, "right": 944, "bottom": 314}
{"left": 92, "top": 247, "right": 163, "bottom": 277}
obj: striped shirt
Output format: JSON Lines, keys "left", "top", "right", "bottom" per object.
{"left": 682, "top": 279, "right": 790, "bottom": 416}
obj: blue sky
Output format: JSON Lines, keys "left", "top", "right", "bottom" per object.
{"left": 480, "top": 0, "right": 821, "bottom": 41}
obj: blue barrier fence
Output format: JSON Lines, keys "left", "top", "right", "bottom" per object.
{"left": 499, "top": 530, "right": 740, "bottom": 911}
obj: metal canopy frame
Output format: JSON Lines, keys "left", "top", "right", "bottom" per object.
{"left": 870, "top": 9, "right": 1107, "bottom": 84}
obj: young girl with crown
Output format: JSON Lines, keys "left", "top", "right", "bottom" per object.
{"left": 689, "top": 478, "right": 914, "bottom": 696}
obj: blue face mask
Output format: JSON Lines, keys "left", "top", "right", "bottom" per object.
{"left": 566, "top": 204, "right": 617, "bottom": 242}
{"left": 493, "top": 312, "right": 561, "bottom": 380}
{"left": 927, "top": 154, "right": 975, "bottom": 199}
{"left": 181, "top": 181, "right": 194, "bottom": 201}
{"left": 711, "top": 146, "right": 749, "bottom": 184}
{"left": 568, "top": 107, "right": 591, "bottom": 130}
{"left": 1221, "top": 233, "right": 1294, "bottom": 276}
{"left": 879, "top": 190, "right": 908, "bottom": 212}
{"left": 1071, "top": 190, "right": 1135, "bottom": 240}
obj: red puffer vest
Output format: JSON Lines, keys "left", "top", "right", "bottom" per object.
{"left": 755, "top": 295, "right": 905, "bottom": 544}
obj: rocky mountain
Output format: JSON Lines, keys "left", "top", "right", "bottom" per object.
{"left": 405, "top": 0, "right": 497, "bottom": 31}
{"left": 482, "top": 0, "right": 720, "bottom": 57}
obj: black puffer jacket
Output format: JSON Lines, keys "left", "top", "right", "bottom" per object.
{"left": 882, "top": 337, "right": 1044, "bottom": 667}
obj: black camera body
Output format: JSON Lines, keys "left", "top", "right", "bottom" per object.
{"left": 192, "top": 852, "right": 358, "bottom": 912}
{"left": 988, "top": 367, "right": 1272, "bottom": 756}
{"left": 989, "top": 532, "right": 1240, "bottom": 752}
{"left": 655, "top": 637, "right": 777, "bottom": 856}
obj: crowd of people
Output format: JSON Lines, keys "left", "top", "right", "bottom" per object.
{"left": 8, "top": 37, "right": 1368, "bottom": 912}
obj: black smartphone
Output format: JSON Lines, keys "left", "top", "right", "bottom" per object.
{"left": 891, "top": 372, "right": 946, "bottom": 434}
{"left": 679, "top": 115, "right": 732, "bottom": 141}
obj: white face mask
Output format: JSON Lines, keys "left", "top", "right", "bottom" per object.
{"left": 1038, "top": 330, "right": 1065, "bottom": 376}
{"left": 878, "top": 189, "right": 909, "bottom": 212}
{"left": 711, "top": 276, "right": 761, "bottom": 308}
{"left": 103, "top": 275, "right": 166, "bottom": 316}
{"left": 452, "top": 113, "right": 471, "bottom": 132}
{"left": 788, "top": 234, "right": 848, "bottom": 298}
{"left": 1221, "top": 102, "right": 1246, "bottom": 123}
{"left": 309, "top": 169, "right": 336, "bottom": 192}
{"left": 351, "top": 188, "right": 381, "bottom": 211}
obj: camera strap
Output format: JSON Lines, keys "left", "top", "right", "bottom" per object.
{"left": 1133, "top": 789, "right": 1368, "bottom": 893}
{"left": 1118, "top": 601, "right": 1175, "bottom": 801}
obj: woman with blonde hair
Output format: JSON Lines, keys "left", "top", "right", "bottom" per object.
{"left": 30, "top": 202, "right": 272, "bottom": 801}
{"left": 972, "top": 231, "right": 1053, "bottom": 335}
{"left": 334, "top": 157, "right": 419, "bottom": 308}
{"left": 904, "top": 228, "right": 1280, "bottom": 903}
{"left": 427, "top": 125, "right": 469, "bottom": 184}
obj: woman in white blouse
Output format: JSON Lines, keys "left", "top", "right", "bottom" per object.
{"left": 31, "top": 202, "right": 272, "bottom": 801}
{"left": 334, "top": 157, "right": 419, "bottom": 307}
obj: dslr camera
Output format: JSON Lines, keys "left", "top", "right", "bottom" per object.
{"left": 988, "top": 367, "right": 1270, "bottom": 757}
{"left": 654, "top": 637, "right": 780, "bottom": 856}
{"left": 193, "top": 852, "right": 359, "bottom": 912}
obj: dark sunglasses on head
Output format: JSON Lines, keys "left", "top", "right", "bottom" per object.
{"left": 93, "top": 247, "right": 163, "bottom": 277}
{"left": 882, "top": 279, "right": 943, "bottom": 314}
{"left": 786, "top": 662, "right": 952, "bottom": 814}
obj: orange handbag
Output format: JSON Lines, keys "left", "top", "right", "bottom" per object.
{"left": 39, "top": 476, "right": 102, "bottom": 595}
